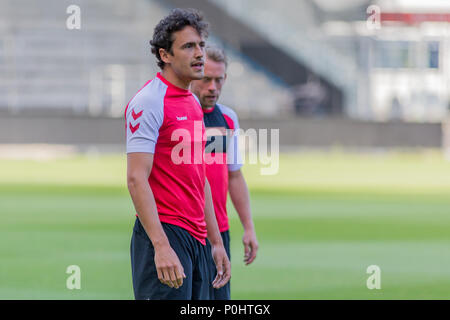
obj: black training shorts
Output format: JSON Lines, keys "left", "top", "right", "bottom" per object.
{"left": 130, "top": 217, "right": 210, "bottom": 300}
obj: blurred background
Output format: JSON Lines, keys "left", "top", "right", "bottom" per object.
{"left": 1, "top": 0, "right": 450, "bottom": 299}
{"left": 1, "top": 0, "right": 450, "bottom": 150}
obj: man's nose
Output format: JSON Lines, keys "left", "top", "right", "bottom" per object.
{"left": 194, "top": 44, "right": 204, "bottom": 58}
{"left": 207, "top": 81, "right": 217, "bottom": 92}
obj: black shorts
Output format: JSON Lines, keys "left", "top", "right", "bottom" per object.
{"left": 130, "top": 217, "right": 210, "bottom": 300}
{"left": 206, "top": 230, "right": 231, "bottom": 300}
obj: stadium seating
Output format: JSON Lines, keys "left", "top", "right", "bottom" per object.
{"left": 0, "top": 0, "right": 292, "bottom": 118}
{"left": 208, "top": 0, "right": 359, "bottom": 117}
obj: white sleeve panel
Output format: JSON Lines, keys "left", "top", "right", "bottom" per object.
{"left": 218, "top": 104, "right": 243, "bottom": 172}
{"left": 126, "top": 80, "right": 166, "bottom": 154}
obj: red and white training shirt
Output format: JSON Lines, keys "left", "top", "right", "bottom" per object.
{"left": 125, "top": 72, "right": 207, "bottom": 244}
{"left": 203, "top": 103, "right": 243, "bottom": 233}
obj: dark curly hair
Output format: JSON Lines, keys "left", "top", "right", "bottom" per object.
{"left": 150, "top": 8, "right": 209, "bottom": 70}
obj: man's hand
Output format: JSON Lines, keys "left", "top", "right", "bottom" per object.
{"left": 228, "top": 169, "right": 258, "bottom": 266}
{"left": 243, "top": 229, "right": 258, "bottom": 265}
{"left": 210, "top": 244, "right": 231, "bottom": 289}
{"left": 204, "top": 178, "right": 231, "bottom": 289}
{"left": 154, "top": 244, "right": 186, "bottom": 289}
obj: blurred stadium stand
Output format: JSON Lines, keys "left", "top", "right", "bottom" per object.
{"left": 166, "top": 0, "right": 345, "bottom": 117}
{"left": 321, "top": 0, "right": 450, "bottom": 122}
{"left": 0, "top": 0, "right": 292, "bottom": 119}
{"left": 0, "top": 0, "right": 449, "bottom": 150}
{"left": 0, "top": 0, "right": 162, "bottom": 116}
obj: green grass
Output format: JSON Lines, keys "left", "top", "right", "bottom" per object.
{"left": 1, "top": 151, "right": 450, "bottom": 299}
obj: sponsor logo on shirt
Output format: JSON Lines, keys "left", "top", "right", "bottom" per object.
{"left": 177, "top": 116, "right": 188, "bottom": 121}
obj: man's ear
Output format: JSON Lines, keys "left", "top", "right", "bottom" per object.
{"left": 159, "top": 48, "right": 171, "bottom": 65}
{"left": 224, "top": 73, "right": 227, "bottom": 81}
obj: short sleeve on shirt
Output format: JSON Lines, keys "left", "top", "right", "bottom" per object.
{"left": 218, "top": 104, "right": 243, "bottom": 172}
{"left": 227, "top": 126, "right": 243, "bottom": 172}
{"left": 126, "top": 80, "right": 166, "bottom": 154}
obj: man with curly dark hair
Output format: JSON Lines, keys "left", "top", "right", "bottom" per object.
{"left": 125, "top": 8, "right": 230, "bottom": 300}
{"left": 150, "top": 8, "right": 209, "bottom": 70}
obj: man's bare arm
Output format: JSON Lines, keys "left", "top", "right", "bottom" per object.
{"left": 228, "top": 169, "right": 258, "bottom": 265}
{"left": 127, "top": 152, "right": 185, "bottom": 289}
{"left": 204, "top": 178, "right": 231, "bottom": 288}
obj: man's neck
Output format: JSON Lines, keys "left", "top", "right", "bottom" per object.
{"left": 202, "top": 105, "right": 215, "bottom": 113}
{"left": 161, "top": 67, "right": 190, "bottom": 90}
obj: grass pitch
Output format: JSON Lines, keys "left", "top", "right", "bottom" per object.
{"left": 1, "top": 150, "right": 450, "bottom": 299}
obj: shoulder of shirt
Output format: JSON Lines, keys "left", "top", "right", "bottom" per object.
{"left": 128, "top": 77, "right": 168, "bottom": 113}
{"left": 191, "top": 92, "right": 203, "bottom": 111}
{"left": 191, "top": 92, "right": 200, "bottom": 104}
{"left": 217, "top": 103, "right": 238, "bottom": 120}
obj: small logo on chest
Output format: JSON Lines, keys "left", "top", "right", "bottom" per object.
{"left": 176, "top": 116, "right": 188, "bottom": 121}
